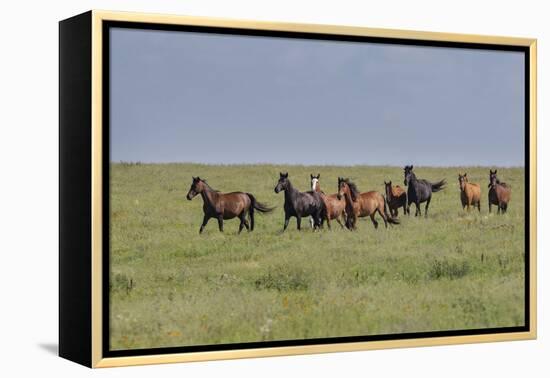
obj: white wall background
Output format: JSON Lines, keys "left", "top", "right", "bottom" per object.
{"left": 0, "top": 0, "right": 547, "bottom": 376}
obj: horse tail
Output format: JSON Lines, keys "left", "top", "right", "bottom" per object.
{"left": 430, "top": 179, "right": 446, "bottom": 192}
{"left": 247, "top": 193, "right": 274, "bottom": 231}
{"left": 383, "top": 197, "right": 400, "bottom": 225}
{"left": 247, "top": 193, "right": 275, "bottom": 213}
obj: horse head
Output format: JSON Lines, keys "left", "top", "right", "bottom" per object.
{"left": 186, "top": 176, "right": 203, "bottom": 200}
{"left": 337, "top": 177, "right": 345, "bottom": 200}
{"left": 275, "top": 172, "right": 289, "bottom": 193}
{"left": 458, "top": 173, "right": 468, "bottom": 191}
{"left": 310, "top": 173, "right": 320, "bottom": 192}
{"left": 384, "top": 180, "right": 392, "bottom": 199}
{"left": 489, "top": 169, "right": 498, "bottom": 188}
{"left": 404, "top": 165, "right": 414, "bottom": 186}
{"left": 338, "top": 178, "right": 357, "bottom": 201}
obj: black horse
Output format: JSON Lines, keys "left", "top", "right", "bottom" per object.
{"left": 403, "top": 165, "right": 446, "bottom": 217}
{"left": 274, "top": 172, "right": 326, "bottom": 231}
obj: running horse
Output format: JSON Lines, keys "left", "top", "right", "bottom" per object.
{"left": 310, "top": 173, "right": 346, "bottom": 229}
{"left": 488, "top": 169, "right": 511, "bottom": 214}
{"left": 337, "top": 178, "right": 399, "bottom": 230}
{"left": 274, "top": 172, "right": 326, "bottom": 231}
{"left": 384, "top": 181, "right": 407, "bottom": 217}
{"left": 186, "top": 176, "right": 274, "bottom": 234}
{"left": 403, "top": 165, "right": 446, "bottom": 217}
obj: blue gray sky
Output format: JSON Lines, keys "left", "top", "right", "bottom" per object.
{"left": 110, "top": 28, "right": 525, "bottom": 167}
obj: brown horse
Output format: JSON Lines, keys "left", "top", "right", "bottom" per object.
{"left": 384, "top": 181, "right": 407, "bottom": 217}
{"left": 337, "top": 178, "right": 399, "bottom": 230}
{"left": 458, "top": 173, "right": 481, "bottom": 211}
{"left": 310, "top": 173, "right": 346, "bottom": 228}
{"left": 488, "top": 170, "right": 511, "bottom": 214}
{"left": 186, "top": 176, "right": 274, "bottom": 233}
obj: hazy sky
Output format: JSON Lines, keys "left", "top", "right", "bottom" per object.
{"left": 110, "top": 27, "right": 525, "bottom": 167}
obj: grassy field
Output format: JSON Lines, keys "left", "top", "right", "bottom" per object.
{"left": 109, "top": 163, "right": 525, "bottom": 350}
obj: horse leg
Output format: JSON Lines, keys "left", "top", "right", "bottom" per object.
{"left": 477, "top": 201, "right": 481, "bottom": 212}
{"left": 336, "top": 214, "right": 345, "bottom": 229}
{"left": 370, "top": 214, "right": 379, "bottom": 229}
{"left": 424, "top": 197, "right": 431, "bottom": 217}
{"left": 217, "top": 216, "right": 224, "bottom": 232}
{"left": 296, "top": 215, "right": 302, "bottom": 230}
{"left": 324, "top": 211, "right": 331, "bottom": 230}
{"left": 347, "top": 213, "right": 356, "bottom": 230}
{"left": 309, "top": 217, "right": 315, "bottom": 229}
{"left": 378, "top": 208, "right": 388, "bottom": 228}
{"left": 415, "top": 202, "right": 421, "bottom": 217}
{"left": 238, "top": 213, "right": 248, "bottom": 234}
{"left": 199, "top": 215, "right": 210, "bottom": 234}
{"left": 488, "top": 200, "right": 492, "bottom": 213}
{"left": 283, "top": 215, "right": 290, "bottom": 232}
{"left": 344, "top": 214, "right": 352, "bottom": 230}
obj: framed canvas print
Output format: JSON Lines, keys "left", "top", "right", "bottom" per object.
{"left": 59, "top": 10, "right": 537, "bottom": 368}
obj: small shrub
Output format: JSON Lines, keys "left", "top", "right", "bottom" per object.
{"left": 110, "top": 273, "right": 135, "bottom": 294}
{"left": 255, "top": 267, "right": 309, "bottom": 292}
{"left": 427, "top": 259, "right": 470, "bottom": 280}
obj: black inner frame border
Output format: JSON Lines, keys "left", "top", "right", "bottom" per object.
{"left": 102, "top": 20, "right": 531, "bottom": 358}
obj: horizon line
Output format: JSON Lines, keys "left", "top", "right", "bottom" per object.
{"left": 110, "top": 161, "right": 524, "bottom": 169}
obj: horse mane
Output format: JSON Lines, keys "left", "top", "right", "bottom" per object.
{"left": 498, "top": 180, "right": 510, "bottom": 188}
{"left": 201, "top": 179, "right": 220, "bottom": 192}
{"left": 497, "top": 177, "right": 509, "bottom": 186}
{"left": 491, "top": 176, "right": 510, "bottom": 189}
{"left": 344, "top": 179, "right": 360, "bottom": 201}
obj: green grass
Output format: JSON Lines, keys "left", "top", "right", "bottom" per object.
{"left": 109, "top": 163, "right": 525, "bottom": 350}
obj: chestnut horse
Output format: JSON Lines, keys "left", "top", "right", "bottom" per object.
{"left": 186, "top": 176, "right": 274, "bottom": 234}
{"left": 458, "top": 173, "right": 481, "bottom": 211}
{"left": 310, "top": 173, "right": 346, "bottom": 229}
{"left": 338, "top": 178, "right": 399, "bottom": 230}
{"left": 488, "top": 170, "right": 511, "bottom": 214}
{"left": 384, "top": 181, "right": 407, "bottom": 217}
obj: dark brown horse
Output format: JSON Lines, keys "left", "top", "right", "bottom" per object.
{"left": 384, "top": 181, "right": 407, "bottom": 217}
{"left": 338, "top": 178, "right": 399, "bottom": 230}
{"left": 310, "top": 174, "right": 346, "bottom": 228}
{"left": 274, "top": 172, "right": 326, "bottom": 231}
{"left": 403, "top": 165, "right": 446, "bottom": 217}
{"left": 488, "top": 170, "right": 511, "bottom": 214}
{"left": 186, "top": 177, "right": 274, "bottom": 233}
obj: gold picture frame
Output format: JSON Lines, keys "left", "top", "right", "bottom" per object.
{"left": 59, "top": 10, "right": 537, "bottom": 368}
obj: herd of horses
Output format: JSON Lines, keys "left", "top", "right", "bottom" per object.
{"left": 186, "top": 166, "right": 512, "bottom": 234}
